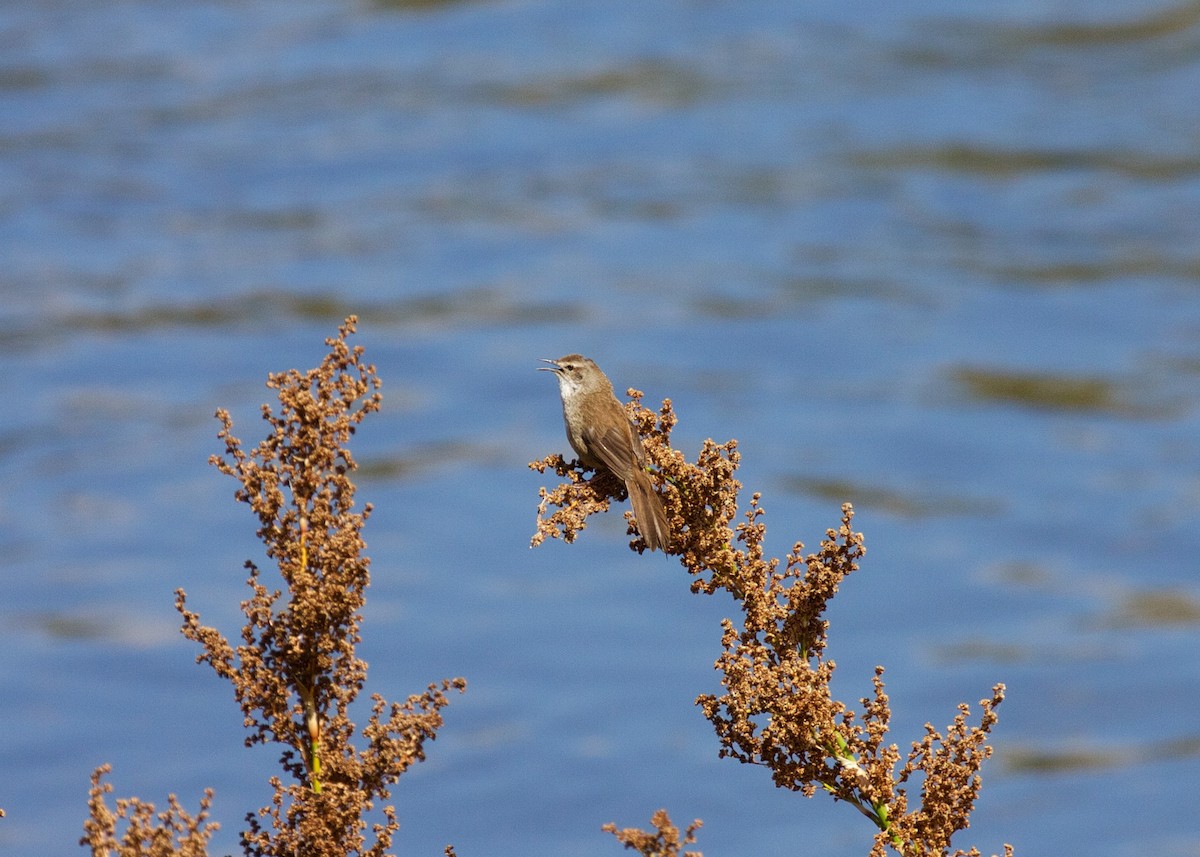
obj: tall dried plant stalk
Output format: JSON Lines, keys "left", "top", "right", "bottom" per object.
{"left": 167, "top": 316, "right": 464, "bottom": 856}
{"left": 532, "top": 391, "right": 1009, "bottom": 857}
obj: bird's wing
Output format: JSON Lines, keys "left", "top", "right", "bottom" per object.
{"left": 582, "top": 421, "right": 643, "bottom": 481}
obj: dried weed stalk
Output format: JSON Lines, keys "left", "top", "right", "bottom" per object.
{"left": 603, "top": 809, "right": 703, "bottom": 857}
{"left": 171, "top": 316, "right": 465, "bottom": 856}
{"left": 532, "top": 392, "right": 1009, "bottom": 856}
{"left": 80, "top": 764, "right": 216, "bottom": 857}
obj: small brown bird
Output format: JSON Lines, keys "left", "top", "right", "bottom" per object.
{"left": 539, "top": 354, "right": 671, "bottom": 552}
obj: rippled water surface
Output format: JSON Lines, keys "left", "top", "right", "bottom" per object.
{"left": 2, "top": 1, "right": 1199, "bottom": 855}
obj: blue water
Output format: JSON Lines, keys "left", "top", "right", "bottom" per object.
{"left": 2, "top": 1, "right": 1198, "bottom": 855}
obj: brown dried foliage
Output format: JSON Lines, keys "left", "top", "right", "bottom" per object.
{"left": 81, "top": 764, "right": 217, "bottom": 857}
{"left": 532, "top": 392, "right": 1009, "bottom": 856}
{"left": 170, "top": 316, "right": 465, "bottom": 856}
{"left": 603, "top": 809, "right": 703, "bottom": 857}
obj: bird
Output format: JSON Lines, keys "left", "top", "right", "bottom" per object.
{"left": 539, "top": 354, "right": 670, "bottom": 552}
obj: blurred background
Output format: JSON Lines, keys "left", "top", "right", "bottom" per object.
{"left": 2, "top": 0, "right": 1198, "bottom": 854}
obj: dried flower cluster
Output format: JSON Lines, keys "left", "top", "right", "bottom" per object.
{"left": 80, "top": 765, "right": 216, "bottom": 857}
{"left": 532, "top": 391, "right": 1009, "bottom": 856}
{"left": 603, "top": 809, "right": 703, "bottom": 857}
{"left": 163, "top": 316, "right": 464, "bottom": 856}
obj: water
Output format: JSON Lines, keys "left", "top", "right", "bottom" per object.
{"left": 2, "top": 1, "right": 1198, "bottom": 855}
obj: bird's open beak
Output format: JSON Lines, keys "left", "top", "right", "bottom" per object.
{"left": 538, "top": 358, "right": 561, "bottom": 373}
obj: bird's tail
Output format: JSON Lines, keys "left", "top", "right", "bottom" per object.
{"left": 628, "top": 470, "right": 671, "bottom": 552}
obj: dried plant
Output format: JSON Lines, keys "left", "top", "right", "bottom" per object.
{"left": 80, "top": 765, "right": 217, "bottom": 857}
{"left": 165, "top": 316, "right": 465, "bottom": 856}
{"left": 603, "top": 809, "right": 703, "bottom": 857}
{"left": 532, "top": 391, "right": 1009, "bottom": 856}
